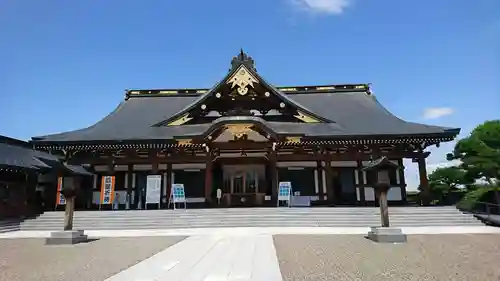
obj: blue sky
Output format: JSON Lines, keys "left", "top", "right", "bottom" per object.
{"left": 1, "top": 0, "right": 499, "bottom": 190}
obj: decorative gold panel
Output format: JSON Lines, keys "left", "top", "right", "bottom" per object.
{"left": 285, "top": 136, "right": 302, "bottom": 143}
{"left": 316, "top": 86, "right": 335, "bottom": 91}
{"left": 225, "top": 124, "right": 253, "bottom": 138}
{"left": 176, "top": 139, "right": 192, "bottom": 145}
{"left": 226, "top": 65, "right": 259, "bottom": 96}
{"left": 294, "top": 111, "right": 321, "bottom": 123}
{"left": 159, "top": 90, "right": 177, "bottom": 94}
{"left": 168, "top": 113, "right": 193, "bottom": 126}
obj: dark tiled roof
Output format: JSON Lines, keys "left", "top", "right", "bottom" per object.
{"left": 0, "top": 142, "right": 54, "bottom": 170}
{"left": 0, "top": 137, "right": 93, "bottom": 175}
{"left": 32, "top": 90, "right": 458, "bottom": 143}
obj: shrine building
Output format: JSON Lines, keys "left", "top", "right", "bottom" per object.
{"left": 31, "top": 51, "right": 460, "bottom": 209}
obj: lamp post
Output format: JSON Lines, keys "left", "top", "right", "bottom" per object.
{"left": 363, "top": 157, "right": 407, "bottom": 243}
{"left": 45, "top": 176, "right": 89, "bottom": 245}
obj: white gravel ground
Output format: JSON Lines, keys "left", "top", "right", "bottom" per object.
{"left": 274, "top": 234, "right": 500, "bottom": 281}
{"left": 0, "top": 236, "right": 185, "bottom": 281}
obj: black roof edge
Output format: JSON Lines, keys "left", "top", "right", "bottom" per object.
{"left": 151, "top": 67, "right": 237, "bottom": 127}
{"left": 125, "top": 83, "right": 371, "bottom": 98}
{"left": 199, "top": 116, "right": 284, "bottom": 140}
{"left": 31, "top": 138, "right": 179, "bottom": 146}
{"left": 0, "top": 135, "right": 32, "bottom": 148}
{"left": 301, "top": 129, "right": 461, "bottom": 140}
{"left": 153, "top": 62, "right": 335, "bottom": 127}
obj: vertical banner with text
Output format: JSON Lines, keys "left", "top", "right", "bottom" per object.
{"left": 100, "top": 176, "right": 115, "bottom": 205}
{"left": 55, "top": 176, "right": 66, "bottom": 206}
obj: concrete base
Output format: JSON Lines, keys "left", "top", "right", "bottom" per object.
{"left": 45, "top": 230, "right": 88, "bottom": 245}
{"left": 367, "top": 226, "right": 407, "bottom": 243}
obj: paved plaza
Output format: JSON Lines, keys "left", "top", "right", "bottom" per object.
{"left": 1, "top": 227, "right": 500, "bottom": 281}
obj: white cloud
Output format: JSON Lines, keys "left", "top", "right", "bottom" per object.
{"left": 422, "top": 107, "right": 454, "bottom": 120}
{"left": 290, "top": 0, "right": 352, "bottom": 15}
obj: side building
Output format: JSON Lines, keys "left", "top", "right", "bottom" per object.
{"left": 31, "top": 51, "right": 460, "bottom": 209}
{"left": 0, "top": 135, "right": 92, "bottom": 218}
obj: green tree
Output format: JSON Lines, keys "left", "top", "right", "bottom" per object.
{"left": 447, "top": 120, "right": 500, "bottom": 203}
{"left": 422, "top": 167, "right": 472, "bottom": 203}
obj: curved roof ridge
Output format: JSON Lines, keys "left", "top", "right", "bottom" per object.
{"left": 368, "top": 94, "right": 458, "bottom": 133}
{"left": 32, "top": 100, "right": 128, "bottom": 141}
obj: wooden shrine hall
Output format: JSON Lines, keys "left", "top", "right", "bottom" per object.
{"left": 31, "top": 50, "right": 460, "bottom": 209}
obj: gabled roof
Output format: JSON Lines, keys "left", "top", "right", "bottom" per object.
{"left": 31, "top": 51, "right": 460, "bottom": 145}
{"left": 153, "top": 61, "right": 332, "bottom": 127}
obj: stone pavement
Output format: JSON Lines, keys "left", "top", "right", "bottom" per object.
{"left": 2, "top": 226, "right": 500, "bottom": 281}
{"left": 2, "top": 225, "right": 500, "bottom": 239}
{"left": 104, "top": 235, "right": 282, "bottom": 281}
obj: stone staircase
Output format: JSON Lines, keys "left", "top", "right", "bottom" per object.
{"left": 0, "top": 219, "right": 21, "bottom": 233}
{"left": 17, "top": 206, "right": 484, "bottom": 231}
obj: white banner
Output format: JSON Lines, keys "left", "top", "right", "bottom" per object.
{"left": 146, "top": 175, "right": 162, "bottom": 204}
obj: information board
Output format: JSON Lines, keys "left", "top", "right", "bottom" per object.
{"left": 170, "top": 183, "right": 186, "bottom": 210}
{"left": 171, "top": 184, "right": 186, "bottom": 203}
{"left": 146, "top": 175, "right": 162, "bottom": 204}
{"left": 277, "top": 181, "right": 292, "bottom": 207}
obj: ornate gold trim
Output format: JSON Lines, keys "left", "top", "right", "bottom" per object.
{"left": 159, "top": 90, "right": 177, "bottom": 94}
{"left": 226, "top": 65, "right": 259, "bottom": 96}
{"left": 168, "top": 113, "right": 193, "bottom": 126}
{"left": 175, "top": 139, "right": 192, "bottom": 145}
{"left": 294, "top": 111, "right": 321, "bottom": 123}
{"left": 316, "top": 86, "right": 335, "bottom": 91}
{"left": 285, "top": 136, "right": 302, "bottom": 143}
{"left": 225, "top": 124, "right": 253, "bottom": 138}
{"left": 280, "top": 88, "right": 297, "bottom": 92}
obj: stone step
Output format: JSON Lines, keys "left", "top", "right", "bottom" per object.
{"left": 21, "top": 219, "right": 482, "bottom": 228}
{"left": 38, "top": 206, "right": 462, "bottom": 212}
{"left": 30, "top": 214, "right": 476, "bottom": 222}
{"left": 21, "top": 219, "right": 481, "bottom": 227}
{"left": 19, "top": 207, "right": 484, "bottom": 231}
{"left": 0, "top": 221, "right": 21, "bottom": 233}
{"left": 22, "top": 215, "right": 481, "bottom": 223}
{"left": 37, "top": 211, "right": 470, "bottom": 218}
{"left": 20, "top": 222, "right": 483, "bottom": 231}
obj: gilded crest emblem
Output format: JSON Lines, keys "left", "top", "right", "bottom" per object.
{"left": 227, "top": 65, "right": 259, "bottom": 96}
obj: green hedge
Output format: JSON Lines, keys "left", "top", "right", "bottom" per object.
{"left": 456, "top": 186, "right": 499, "bottom": 211}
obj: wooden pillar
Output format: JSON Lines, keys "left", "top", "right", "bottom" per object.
{"left": 152, "top": 161, "right": 159, "bottom": 174}
{"left": 126, "top": 164, "right": 133, "bottom": 201}
{"left": 166, "top": 163, "right": 172, "bottom": 203}
{"left": 418, "top": 156, "right": 430, "bottom": 205}
{"left": 269, "top": 149, "right": 278, "bottom": 198}
{"left": 356, "top": 158, "right": 366, "bottom": 205}
{"left": 204, "top": 152, "right": 213, "bottom": 204}
{"left": 397, "top": 159, "right": 407, "bottom": 202}
{"left": 324, "top": 151, "right": 333, "bottom": 203}
{"left": 107, "top": 161, "right": 115, "bottom": 176}
{"left": 63, "top": 197, "right": 75, "bottom": 231}
{"left": 378, "top": 185, "right": 390, "bottom": 227}
{"left": 316, "top": 160, "right": 323, "bottom": 196}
